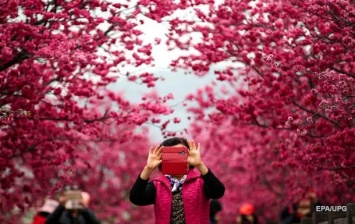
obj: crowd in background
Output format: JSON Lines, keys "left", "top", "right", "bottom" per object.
{"left": 31, "top": 190, "right": 320, "bottom": 224}
{"left": 31, "top": 186, "right": 100, "bottom": 224}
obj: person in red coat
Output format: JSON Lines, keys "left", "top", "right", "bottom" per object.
{"left": 32, "top": 199, "right": 59, "bottom": 224}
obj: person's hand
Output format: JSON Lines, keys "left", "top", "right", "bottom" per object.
{"left": 187, "top": 140, "right": 202, "bottom": 167}
{"left": 146, "top": 144, "right": 162, "bottom": 170}
{"left": 79, "top": 198, "right": 87, "bottom": 208}
{"left": 187, "top": 140, "right": 208, "bottom": 175}
{"left": 58, "top": 193, "right": 68, "bottom": 206}
{"left": 140, "top": 145, "right": 162, "bottom": 180}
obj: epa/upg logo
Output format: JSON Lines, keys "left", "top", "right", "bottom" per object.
{"left": 315, "top": 206, "right": 347, "bottom": 212}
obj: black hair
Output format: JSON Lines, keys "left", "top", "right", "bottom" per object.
{"left": 160, "top": 137, "right": 189, "bottom": 149}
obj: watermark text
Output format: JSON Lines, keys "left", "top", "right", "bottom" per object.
{"left": 315, "top": 206, "right": 347, "bottom": 212}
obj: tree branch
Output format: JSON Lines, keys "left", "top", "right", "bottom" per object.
{"left": 325, "top": 165, "right": 355, "bottom": 171}
{"left": 329, "top": 66, "right": 355, "bottom": 79}
{"left": 0, "top": 50, "right": 31, "bottom": 71}
{"left": 305, "top": 132, "right": 333, "bottom": 138}
{"left": 37, "top": 115, "right": 115, "bottom": 124}
{"left": 292, "top": 101, "right": 340, "bottom": 128}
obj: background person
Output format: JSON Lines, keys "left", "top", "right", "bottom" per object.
{"left": 45, "top": 189, "right": 100, "bottom": 224}
{"left": 210, "top": 199, "right": 223, "bottom": 224}
{"left": 236, "top": 203, "right": 258, "bottom": 224}
{"left": 32, "top": 198, "right": 59, "bottom": 224}
{"left": 280, "top": 189, "right": 322, "bottom": 224}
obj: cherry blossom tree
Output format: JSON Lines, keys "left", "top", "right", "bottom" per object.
{"left": 56, "top": 124, "right": 157, "bottom": 224}
{"left": 2, "top": 0, "right": 355, "bottom": 223}
{"left": 0, "top": 0, "right": 176, "bottom": 223}
{"left": 164, "top": 0, "right": 355, "bottom": 222}
{"left": 189, "top": 99, "right": 352, "bottom": 223}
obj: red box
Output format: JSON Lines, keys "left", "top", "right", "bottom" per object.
{"left": 161, "top": 146, "right": 188, "bottom": 175}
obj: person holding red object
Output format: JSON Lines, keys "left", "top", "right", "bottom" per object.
{"left": 129, "top": 137, "right": 225, "bottom": 224}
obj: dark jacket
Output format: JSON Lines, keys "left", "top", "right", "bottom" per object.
{"left": 129, "top": 169, "right": 225, "bottom": 205}
{"left": 45, "top": 205, "right": 100, "bottom": 224}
